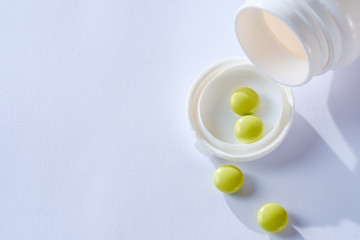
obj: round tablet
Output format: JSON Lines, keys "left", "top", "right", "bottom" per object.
{"left": 234, "top": 115, "right": 264, "bottom": 144}
{"left": 213, "top": 165, "right": 244, "bottom": 194}
{"left": 230, "top": 87, "right": 260, "bottom": 115}
{"left": 257, "top": 203, "right": 288, "bottom": 233}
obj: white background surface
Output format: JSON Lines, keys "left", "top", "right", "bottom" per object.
{"left": 0, "top": 0, "right": 360, "bottom": 239}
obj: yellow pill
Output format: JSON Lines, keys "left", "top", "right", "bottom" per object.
{"left": 213, "top": 165, "right": 244, "bottom": 194}
{"left": 257, "top": 203, "right": 288, "bottom": 233}
{"left": 234, "top": 115, "right": 264, "bottom": 144}
{"left": 230, "top": 87, "right": 260, "bottom": 115}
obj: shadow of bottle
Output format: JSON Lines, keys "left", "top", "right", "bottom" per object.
{"left": 328, "top": 57, "right": 360, "bottom": 167}
{"left": 210, "top": 111, "right": 360, "bottom": 239}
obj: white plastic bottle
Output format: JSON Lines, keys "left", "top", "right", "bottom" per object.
{"left": 235, "top": 0, "right": 360, "bottom": 86}
{"left": 186, "top": 0, "right": 360, "bottom": 161}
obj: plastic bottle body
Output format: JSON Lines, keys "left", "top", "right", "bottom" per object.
{"left": 325, "top": 0, "right": 360, "bottom": 69}
{"left": 235, "top": 0, "right": 360, "bottom": 86}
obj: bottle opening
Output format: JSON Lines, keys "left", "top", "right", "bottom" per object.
{"left": 235, "top": 8, "right": 310, "bottom": 86}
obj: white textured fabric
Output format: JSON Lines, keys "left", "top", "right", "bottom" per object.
{"left": 0, "top": 0, "right": 359, "bottom": 239}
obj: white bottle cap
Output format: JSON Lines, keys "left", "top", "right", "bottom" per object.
{"left": 187, "top": 57, "right": 294, "bottom": 162}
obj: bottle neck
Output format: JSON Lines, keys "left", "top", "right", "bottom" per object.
{"left": 235, "top": 0, "right": 340, "bottom": 86}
